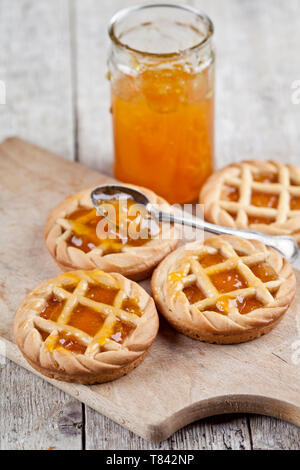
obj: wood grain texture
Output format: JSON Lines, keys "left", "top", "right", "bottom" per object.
{"left": 191, "top": 0, "right": 300, "bottom": 167}
{"left": 0, "top": 138, "right": 299, "bottom": 447}
{"left": 0, "top": 0, "right": 74, "bottom": 159}
{"left": 0, "top": 0, "right": 81, "bottom": 452}
{"left": 0, "top": 0, "right": 300, "bottom": 450}
{"left": 249, "top": 415, "right": 300, "bottom": 450}
{"left": 0, "top": 361, "right": 83, "bottom": 450}
{"left": 85, "top": 411, "right": 252, "bottom": 450}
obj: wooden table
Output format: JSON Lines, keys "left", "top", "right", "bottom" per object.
{"left": 0, "top": 0, "right": 299, "bottom": 450}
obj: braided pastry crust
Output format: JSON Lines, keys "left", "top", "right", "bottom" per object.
{"left": 14, "top": 270, "right": 159, "bottom": 384}
{"left": 44, "top": 184, "right": 180, "bottom": 281}
{"left": 200, "top": 161, "right": 300, "bottom": 245}
{"left": 151, "top": 235, "right": 296, "bottom": 344}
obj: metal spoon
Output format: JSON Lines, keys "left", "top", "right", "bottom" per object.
{"left": 90, "top": 184, "right": 299, "bottom": 263}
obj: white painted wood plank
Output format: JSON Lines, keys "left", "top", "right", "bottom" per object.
{"left": 249, "top": 415, "right": 300, "bottom": 450}
{"left": 0, "top": 361, "right": 83, "bottom": 450}
{"left": 85, "top": 411, "right": 251, "bottom": 450}
{"left": 0, "top": 0, "right": 82, "bottom": 450}
{"left": 0, "top": 0, "right": 75, "bottom": 159}
{"left": 191, "top": 0, "right": 300, "bottom": 168}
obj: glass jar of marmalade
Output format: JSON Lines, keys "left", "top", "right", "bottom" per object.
{"left": 108, "top": 4, "right": 215, "bottom": 204}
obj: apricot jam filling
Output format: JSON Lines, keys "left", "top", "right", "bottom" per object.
{"left": 251, "top": 192, "right": 279, "bottom": 209}
{"left": 56, "top": 332, "right": 86, "bottom": 354}
{"left": 86, "top": 284, "right": 119, "bottom": 305}
{"left": 210, "top": 269, "right": 248, "bottom": 293}
{"left": 290, "top": 196, "right": 300, "bottom": 210}
{"left": 253, "top": 173, "right": 278, "bottom": 184}
{"left": 110, "top": 318, "right": 134, "bottom": 344}
{"left": 221, "top": 186, "right": 239, "bottom": 202}
{"left": 250, "top": 262, "right": 278, "bottom": 282}
{"left": 122, "top": 298, "right": 142, "bottom": 317}
{"left": 179, "top": 257, "right": 277, "bottom": 315}
{"left": 67, "top": 208, "right": 100, "bottom": 253}
{"left": 64, "top": 284, "right": 76, "bottom": 293}
{"left": 248, "top": 215, "right": 274, "bottom": 225}
{"left": 66, "top": 198, "right": 153, "bottom": 255}
{"left": 68, "top": 305, "right": 105, "bottom": 337}
{"left": 168, "top": 272, "right": 186, "bottom": 283}
{"left": 199, "top": 253, "right": 226, "bottom": 268}
{"left": 40, "top": 295, "right": 65, "bottom": 322}
{"left": 208, "top": 295, "right": 264, "bottom": 315}
{"left": 38, "top": 282, "right": 141, "bottom": 353}
{"left": 205, "top": 263, "right": 275, "bottom": 314}
{"left": 237, "top": 297, "right": 264, "bottom": 314}
{"left": 183, "top": 284, "right": 205, "bottom": 304}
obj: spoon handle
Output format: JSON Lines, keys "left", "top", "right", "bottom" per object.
{"left": 150, "top": 207, "right": 299, "bottom": 263}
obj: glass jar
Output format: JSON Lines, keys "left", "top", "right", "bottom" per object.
{"left": 108, "top": 3, "right": 215, "bottom": 204}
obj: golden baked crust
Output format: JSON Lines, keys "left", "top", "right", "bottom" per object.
{"left": 151, "top": 235, "right": 296, "bottom": 344}
{"left": 44, "top": 184, "right": 180, "bottom": 281}
{"left": 14, "top": 269, "right": 159, "bottom": 384}
{"left": 200, "top": 160, "right": 300, "bottom": 245}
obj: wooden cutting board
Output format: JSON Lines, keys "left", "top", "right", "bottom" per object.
{"left": 0, "top": 137, "right": 299, "bottom": 442}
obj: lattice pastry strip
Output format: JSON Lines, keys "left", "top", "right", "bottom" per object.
{"left": 219, "top": 164, "right": 300, "bottom": 223}
{"left": 200, "top": 161, "right": 300, "bottom": 244}
{"left": 151, "top": 235, "right": 296, "bottom": 344}
{"left": 44, "top": 185, "right": 180, "bottom": 280}
{"left": 14, "top": 270, "right": 159, "bottom": 384}
{"left": 176, "top": 246, "right": 277, "bottom": 314}
{"left": 37, "top": 273, "right": 141, "bottom": 357}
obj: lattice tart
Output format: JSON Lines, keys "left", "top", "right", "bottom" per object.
{"left": 44, "top": 184, "right": 180, "bottom": 281}
{"left": 200, "top": 161, "right": 300, "bottom": 245}
{"left": 14, "top": 269, "right": 159, "bottom": 384}
{"left": 151, "top": 235, "right": 296, "bottom": 344}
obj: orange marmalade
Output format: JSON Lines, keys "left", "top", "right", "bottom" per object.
{"left": 108, "top": 4, "right": 215, "bottom": 204}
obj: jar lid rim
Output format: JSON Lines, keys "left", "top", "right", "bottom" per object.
{"left": 108, "top": 3, "right": 214, "bottom": 58}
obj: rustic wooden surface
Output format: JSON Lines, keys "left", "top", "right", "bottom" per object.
{"left": 0, "top": 0, "right": 300, "bottom": 450}
{"left": 1, "top": 137, "right": 300, "bottom": 446}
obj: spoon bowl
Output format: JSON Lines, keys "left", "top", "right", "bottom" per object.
{"left": 91, "top": 184, "right": 152, "bottom": 221}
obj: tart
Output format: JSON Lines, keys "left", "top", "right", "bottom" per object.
{"left": 44, "top": 184, "right": 180, "bottom": 281}
{"left": 200, "top": 160, "right": 300, "bottom": 245}
{"left": 151, "top": 235, "right": 296, "bottom": 344}
{"left": 14, "top": 269, "right": 159, "bottom": 384}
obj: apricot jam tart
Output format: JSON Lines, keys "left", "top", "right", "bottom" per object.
{"left": 14, "top": 270, "right": 159, "bottom": 384}
{"left": 200, "top": 160, "right": 300, "bottom": 246}
{"left": 44, "top": 185, "right": 180, "bottom": 281}
{"left": 151, "top": 235, "right": 296, "bottom": 344}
